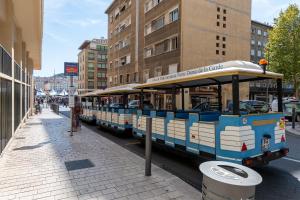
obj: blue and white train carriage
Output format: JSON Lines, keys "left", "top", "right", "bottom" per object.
{"left": 80, "top": 84, "right": 155, "bottom": 133}
{"left": 133, "top": 61, "right": 289, "bottom": 167}
{"left": 96, "top": 85, "right": 140, "bottom": 132}
{"left": 80, "top": 90, "right": 101, "bottom": 124}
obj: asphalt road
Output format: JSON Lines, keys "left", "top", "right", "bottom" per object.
{"left": 60, "top": 110, "right": 300, "bottom": 200}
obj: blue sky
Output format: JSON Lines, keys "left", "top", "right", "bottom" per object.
{"left": 35, "top": 0, "right": 300, "bottom": 77}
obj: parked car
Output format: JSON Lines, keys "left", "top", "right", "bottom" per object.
{"left": 128, "top": 100, "right": 153, "bottom": 110}
{"left": 109, "top": 103, "right": 124, "bottom": 109}
{"left": 128, "top": 100, "right": 139, "bottom": 108}
{"left": 227, "top": 100, "right": 269, "bottom": 114}
{"left": 242, "top": 100, "right": 269, "bottom": 113}
{"left": 283, "top": 100, "right": 300, "bottom": 122}
{"left": 192, "top": 102, "right": 218, "bottom": 112}
{"left": 271, "top": 99, "right": 300, "bottom": 121}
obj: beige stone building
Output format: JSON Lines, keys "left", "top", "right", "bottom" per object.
{"left": 78, "top": 38, "right": 108, "bottom": 94}
{"left": 0, "top": 0, "right": 43, "bottom": 154}
{"left": 106, "top": 0, "right": 251, "bottom": 108}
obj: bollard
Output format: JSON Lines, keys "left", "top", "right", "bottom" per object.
{"left": 70, "top": 107, "right": 74, "bottom": 136}
{"left": 292, "top": 107, "right": 296, "bottom": 129}
{"left": 145, "top": 117, "right": 152, "bottom": 176}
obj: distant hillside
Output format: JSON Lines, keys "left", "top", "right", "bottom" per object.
{"left": 34, "top": 73, "right": 65, "bottom": 78}
{"left": 53, "top": 73, "right": 65, "bottom": 78}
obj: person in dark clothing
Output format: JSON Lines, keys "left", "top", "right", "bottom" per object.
{"left": 73, "top": 96, "right": 82, "bottom": 131}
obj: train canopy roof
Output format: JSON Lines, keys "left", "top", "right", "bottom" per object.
{"left": 80, "top": 84, "right": 156, "bottom": 97}
{"left": 80, "top": 90, "right": 103, "bottom": 97}
{"left": 136, "top": 61, "right": 283, "bottom": 90}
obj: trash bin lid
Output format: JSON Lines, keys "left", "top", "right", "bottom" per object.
{"left": 199, "top": 161, "right": 262, "bottom": 186}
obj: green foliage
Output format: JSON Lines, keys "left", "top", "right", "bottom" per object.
{"left": 266, "top": 4, "right": 300, "bottom": 97}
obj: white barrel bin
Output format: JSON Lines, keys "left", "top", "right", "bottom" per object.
{"left": 199, "top": 161, "right": 262, "bottom": 200}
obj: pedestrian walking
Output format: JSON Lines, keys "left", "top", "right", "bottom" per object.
{"left": 73, "top": 96, "right": 82, "bottom": 131}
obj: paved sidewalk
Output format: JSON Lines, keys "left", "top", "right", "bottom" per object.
{"left": 0, "top": 109, "right": 201, "bottom": 200}
{"left": 286, "top": 125, "right": 300, "bottom": 136}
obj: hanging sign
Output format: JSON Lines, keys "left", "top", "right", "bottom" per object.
{"left": 64, "top": 62, "right": 78, "bottom": 76}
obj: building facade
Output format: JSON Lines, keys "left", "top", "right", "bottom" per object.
{"left": 250, "top": 20, "right": 272, "bottom": 64}
{"left": 249, "top": 20, "right": 293, "bottom": 102}
{"left": 106, "top": 0, "right": 251, "bottom": 108}
{"left": 0, "top": 0, "right": 43, "bottom": 154}
{"left": 78, "top": 38, "right": 108, "bottom": 94}
{"left": 249, "top": 20, "right": 273, "bottom": 102}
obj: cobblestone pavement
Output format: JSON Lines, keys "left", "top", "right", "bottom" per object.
{"left": 0, "top": 109, "right": 201, "bottom": 200}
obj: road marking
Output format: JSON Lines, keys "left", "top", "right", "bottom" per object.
{"left": 283, "top": 157, "right": 300, "bottom": 163}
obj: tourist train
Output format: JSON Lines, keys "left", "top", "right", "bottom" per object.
{"left": 79, "top": 61, "right": 289, "bottom": 167}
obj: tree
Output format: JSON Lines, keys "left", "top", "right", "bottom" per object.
{"left": 266, "top": 4, "right": 300, "bottom": 99}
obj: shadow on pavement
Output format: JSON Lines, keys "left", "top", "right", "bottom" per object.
{"left": 13, "top": 141, "right": 51, "bottom": 151}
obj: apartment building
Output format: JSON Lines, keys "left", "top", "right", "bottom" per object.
{"left": 106, "top": 0, "right": 251, "bottom": 108}
{"left": 0, "top": 0, "right": 43, "bottom": 154}
{"left": 250, "top": 20, "right": 272, "bottom": 64}
{"left": 78, "top": 38, "right": 108, "bottom": 94}
{"left": 106, "top": 0, "right": 135, "bottom": 87}
{"left": 249, "top": 20, "right": 293, "bottom": 102}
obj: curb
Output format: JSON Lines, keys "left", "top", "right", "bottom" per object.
{"left": 286, "top": 128, "right": 300, "bottom": 137}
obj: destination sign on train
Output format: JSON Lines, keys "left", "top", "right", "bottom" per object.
{"left": 147, "top": 61, "right": 262, "bottom": 83}
{"left": 147, "top": 64, "right": 223, "bottom": 83}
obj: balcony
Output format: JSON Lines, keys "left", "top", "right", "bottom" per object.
{"left": 114, "top": 24, "right": 132, "bottom": 38}
{"left": 144, "top": 48, "right": 180, "bottom": 64}
{"left": 113, "top": 4, "right": 132, "bottom": 24}
{"left": 145, "top": 20, "right": 180, "bottom": 46}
